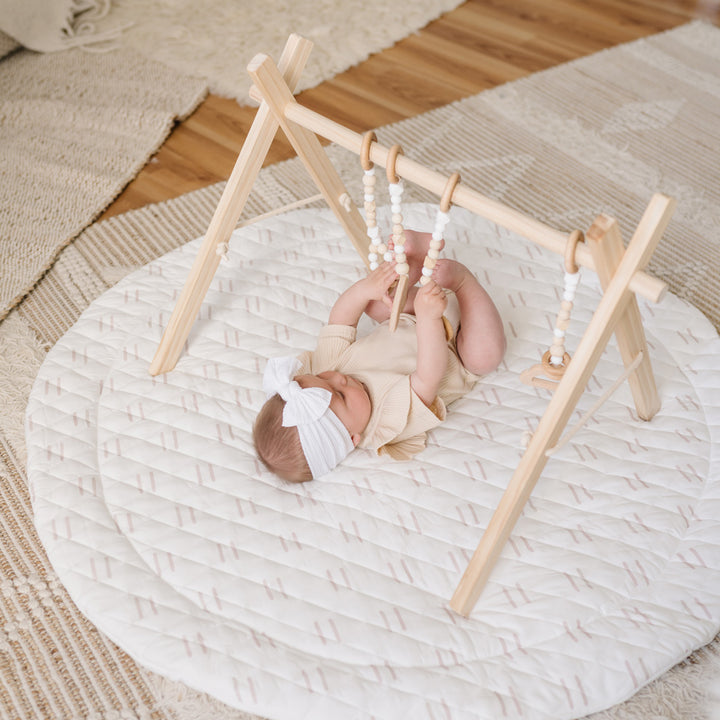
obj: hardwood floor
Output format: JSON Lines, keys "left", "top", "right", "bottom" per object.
{"left": 100, "top": 0, "right": 720, "bottom": 220}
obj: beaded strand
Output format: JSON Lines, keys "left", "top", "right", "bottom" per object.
{"left": 549, "top": 270, "right": 580, "bottom": 365}
{"left": 548, "top": 230, "right": 585, "bottom": 367}
{"left": 421, "top": 172, "right": 460, "bottom": 285}
{"left": 386, "top": 144, "right": 409, "bottom": 284}
{"left": 419, "top": 208, "right": 448, "bottom": 285}
{"left": 360, "top": 131, "right": 391, "bottom": 270}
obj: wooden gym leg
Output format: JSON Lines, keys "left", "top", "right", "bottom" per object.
{"left": 247, "top": 53, "right": 370, "bottom": 263}
{"left": 149, "top": 35, "right": 313, "bottom": 376}
{"left": 449, "top": 194, "right": 675, "bottom": 617}
{"left": 586, "top": 214, "right": 665, "bottom": 420}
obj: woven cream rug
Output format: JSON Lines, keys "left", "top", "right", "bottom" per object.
{"left": 0, "top": 0, "right": 462, "bottom": 325}
{"left": 0, "top": 46, "right": 207, "bottom": 323}
{"left": 2, "top": 20, "right": 720, "bottom": 720}
{"left": 90, "top": 0, "right": 465, "bottom": 103}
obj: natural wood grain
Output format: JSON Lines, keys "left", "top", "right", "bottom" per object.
{"left": 100, "top": 0, "right": 720, "bottom": 220}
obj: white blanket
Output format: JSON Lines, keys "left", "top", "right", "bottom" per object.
{"left": 25, "top": 205, "right": 720, "bottom": 719}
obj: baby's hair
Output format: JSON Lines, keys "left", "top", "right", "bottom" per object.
{"left": 253, "top": 394, "right": 312, "bottom": 483}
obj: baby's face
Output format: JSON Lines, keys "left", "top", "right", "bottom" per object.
{"left": 295, "top": 371, "right": 371, "bottom": 444}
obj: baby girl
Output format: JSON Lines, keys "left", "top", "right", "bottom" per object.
{"left": 253, "top": 230, "right": 506, "bottom": 482}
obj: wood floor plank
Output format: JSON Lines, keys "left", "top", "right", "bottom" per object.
{"left": 100, "top": 0, "right": 719, "bottom": 220}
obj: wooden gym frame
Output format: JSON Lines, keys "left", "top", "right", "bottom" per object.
{"left": 149, "top": 35, "right": 675, "bottom": 617}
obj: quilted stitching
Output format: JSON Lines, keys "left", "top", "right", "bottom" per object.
{"left": 25, "top": 205, "right": 720, "bottom": 719}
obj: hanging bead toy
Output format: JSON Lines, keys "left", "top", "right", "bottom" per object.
{"left": 421, "top": 172, "right": 461, "bottom": 286}
{"left": 520, "top": 229, "right": 585, "bottom": 391}
{"left": 385, "top": 144, "right": 410, "bottom": 331}
{"left": 360, "top": 131, "right": 392, "bottom": 270}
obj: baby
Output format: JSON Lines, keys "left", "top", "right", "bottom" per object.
{"left": 253, "top": 230, "right": 506, "bottom": 482}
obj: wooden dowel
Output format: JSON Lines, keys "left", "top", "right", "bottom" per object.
{"left": 283, "top": 103, "right": 667, "bottom": 305}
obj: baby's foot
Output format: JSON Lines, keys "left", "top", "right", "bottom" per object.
{"left": 431, "top": 258, "right": 469, "bottom": 293}
{"left": 401, "top": 229, "right": 445, "bottom": 285}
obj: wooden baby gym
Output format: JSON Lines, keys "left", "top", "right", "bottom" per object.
{"left": 150, "top": 34, "right": 676, "bottom": 617}
{"left": 25, "top": 30, "right": 720, "bottom": 720}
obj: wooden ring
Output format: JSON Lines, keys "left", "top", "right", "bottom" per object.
{"left": 386, "top": 144, "right": 403, "bottom": 183}
{"left": 541, "top": 350, "right": 571, "bottom": 379}
{"left": 439, "top": 172, "right": 461, "bottom": 213}
{"left": 564, "top": 230, "right": 585, "bottom": 274}
{"left": 360, "top": 130, "right": 377, "bottom": 171}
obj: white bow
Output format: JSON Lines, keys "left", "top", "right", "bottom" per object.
{"left": 262, "top": 355, "right": 354, "bottom": 479}
{"left": 262, "top": 356, "right": 331, "bottom": 427}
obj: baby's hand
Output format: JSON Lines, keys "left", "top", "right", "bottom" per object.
{"left": 361, "top": 261, "right": 397, "bottom": 305}
{"left": 414, "top": 280, "right": 447, "bottom": 320}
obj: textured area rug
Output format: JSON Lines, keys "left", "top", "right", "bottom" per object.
{"left": 0, "top": 0, "right": 460, "bottom": 324}
{"left": 2, "top": 20, "right": 720, "bottom": 720}
{"left": 92, "top": 0, "right": 465, "bottom": 102}
{"left": 0, "top": 47, "right": 207, "bottom": 322}
{"left": 22, "top": 201, "right": 720, "bottom": 720}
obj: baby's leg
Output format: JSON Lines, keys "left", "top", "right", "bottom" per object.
{"left": 433, "top": 259, "right": 506, "bottom": 375}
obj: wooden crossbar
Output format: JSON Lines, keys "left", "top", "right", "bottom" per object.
{"left": 149, "top": 36, "right": 675, "bottom": 618}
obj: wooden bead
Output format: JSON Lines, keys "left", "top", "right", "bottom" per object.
{"left": 556, "top": 317, "right": 570, "bottom": 331}
{"left": 423, "top": 257, "right": 436, "bottom": 269}
{"left": 394, "top": 252, "right": 406, "bottom": 264}
{"left": 395, "top": 262, "right": 409, "bottom": 275}
{"left": 560, "top": 300, "right": 573, "bottom": 312}
{"left": 427, "top": 248, "right": 440, "bottom": 259}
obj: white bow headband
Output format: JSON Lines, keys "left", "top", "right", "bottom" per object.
{"left": 262, "top": 356, "right": 353, "bottom": 479}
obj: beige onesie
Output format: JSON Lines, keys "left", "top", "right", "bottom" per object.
{"left": 297, "top": 293, "right": 479, "bottom": 460}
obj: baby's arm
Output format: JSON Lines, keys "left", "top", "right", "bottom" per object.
{"left": 410, "top": 281, "right": 448, "bottom": 407}
{"left": 328, "top": 262, "right": 397, "bottom": 327}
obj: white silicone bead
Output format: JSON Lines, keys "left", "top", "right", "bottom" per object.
{"left": 421, "top": 267, "right": 433, "bottom": 277}
{"left": 384, "top": 251, "right": 393, "bottom": 261}
{"left": 370, "top": 261, "right": 379, "bottom": 270}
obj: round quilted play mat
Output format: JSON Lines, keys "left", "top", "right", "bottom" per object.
{"left": 26, "top": 204, "right": 720, "bottom": 720}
